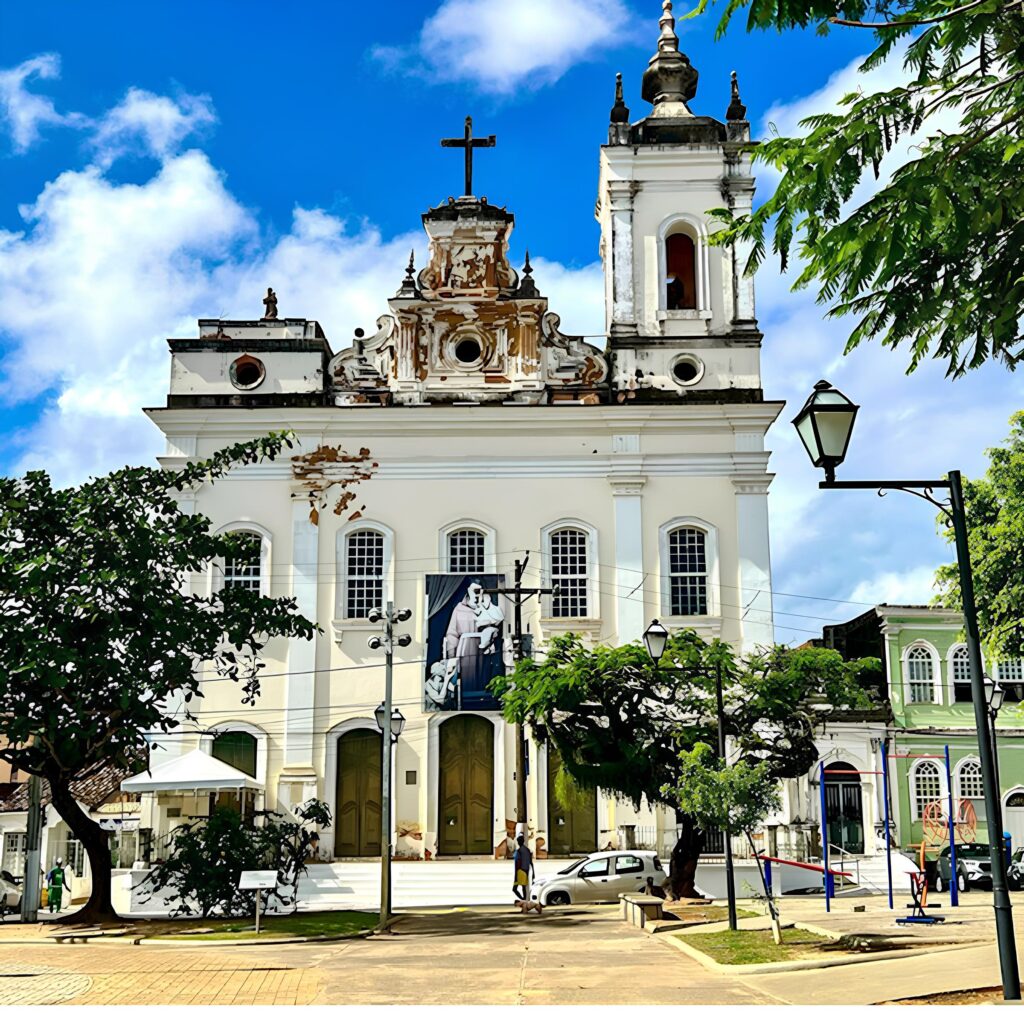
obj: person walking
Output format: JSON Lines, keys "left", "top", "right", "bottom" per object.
{"left": 46, "top": 858, "right": 69, "bottom": 915}
{"left": 513, "top": 834, "right": 533, "bottom": 903}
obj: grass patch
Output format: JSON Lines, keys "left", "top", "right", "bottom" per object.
{"left": 673, "top": 905, "right": 760, "bottom": 925}
{"left": 138, "top": 910, "right": 377, "bottom": 942}
{"left": 683, "top": 927, "right": 831, "bottom": 964}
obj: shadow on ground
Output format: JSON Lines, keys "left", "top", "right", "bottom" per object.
{"left": 390, "top": 905, "right": 605, "bottom": 938}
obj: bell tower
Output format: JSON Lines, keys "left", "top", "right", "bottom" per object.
{"left": 598, "top": 1, "right": 762, "bottom": 401}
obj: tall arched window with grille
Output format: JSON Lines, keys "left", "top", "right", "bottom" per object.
{"left": 912, "top": 760, "right": 943, "bottom": 819}
{"left": 956, "top": 758, "right": 987, "bottom": 823}
{"left": 905, "top": 645, "right": 936, "bottom": 704}
{"left": 667, "top": 526, "right": 708, "bottom": 616}
{"left": 447, "top": 529, "right": 486, "bottom": 574}
{"left": 549, "top": 527, "right": 589, "bottom": 618}
{"left": 343, "top": 529, "right": 385, "bottom": 619}
{"left": 998, "top": 658, "right": 1024, "bottom": 702}
{"left": 222, "top": 531, "right": 263, "bottom": 593}
{"left": 951, "top": 645, "right": 972, "bottom": 703}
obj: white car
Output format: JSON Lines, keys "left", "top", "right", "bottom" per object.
{"left": 531, "top": 850, "right": 668, "bottom": 906}
{"left": 0, "top": 871, "right": 23, "bottom": 918}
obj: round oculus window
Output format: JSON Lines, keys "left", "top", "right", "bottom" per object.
{"left": 671, "top": 356, "right": 703, "bottom": 386}
{"left": 454, "top": 337, "right": 482, "bottom": 364}
{"left": 230, "top": 355, "right": 266, "bottom": 390}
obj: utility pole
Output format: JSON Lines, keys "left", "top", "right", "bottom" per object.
{"left": 487, "top": 553, "right": 552, "bottom": 829}
{"left": 368, "top": 602, "right": 411, "bottom": 934}
{"left": 21, "top": 775, "right": 42, "bottom": 923}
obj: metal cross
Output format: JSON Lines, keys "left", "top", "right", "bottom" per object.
{"left": 440, "top": 116, "right": 496, "bottom": 196}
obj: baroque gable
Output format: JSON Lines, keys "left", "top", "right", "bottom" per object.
{"left": 329, "top": 196, "right": 607, "bottom": 406}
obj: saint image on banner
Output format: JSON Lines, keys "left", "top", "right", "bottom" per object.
{"left": 424, "top": 574, "right": 506, "bottom": 711}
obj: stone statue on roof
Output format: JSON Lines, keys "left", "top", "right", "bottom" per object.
{"left": 262, "top": 287, "right": 278, "bottom": 320}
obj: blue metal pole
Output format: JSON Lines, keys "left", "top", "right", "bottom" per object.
{"left": 946, "top": 744, "right": 960, "bottom": 907}
{"left": 764, "top": 857, "right": 773, "bottom": 899}
{"left": 819, "top": 760, "right": 830, "bottom": 913}
{"left": 881, "top": 739, "right": 894, "bottom": 910}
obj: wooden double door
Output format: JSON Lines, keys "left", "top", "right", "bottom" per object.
{"left": 547, "top": 751, "right": 598, "bottom": 855}
{"left": 334, "top": 728, "right": 382, "bottom": 858}
{"left": 439, "top": 715, "right": 494, "bottom": 855}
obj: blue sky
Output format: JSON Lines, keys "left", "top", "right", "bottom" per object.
{"left": 1, "top": 0, "right": 1021, "bottom": 641}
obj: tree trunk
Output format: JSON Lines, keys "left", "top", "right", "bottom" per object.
{"left": 47, "top": 777, "right": 120, "bottom": 924}
{"left": 668, "top": 814, "right": 705, "bottom": 900}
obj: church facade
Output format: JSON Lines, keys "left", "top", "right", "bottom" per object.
{"left": 140, "top": 4, "right": 783, "bottom": 863}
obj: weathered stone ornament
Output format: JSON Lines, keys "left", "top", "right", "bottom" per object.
{"left": 262, "top": 287, "right": 278, "bottom": 320}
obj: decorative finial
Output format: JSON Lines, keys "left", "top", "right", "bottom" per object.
{"left": 610, "top": 72, "right": 630, "bottom": 124}
{"left": 659, "top": 1, "right": 679, "bottom": 52}
{"left": 726, "top": 70, "right": 747, "bottom": 121}
{"left": 261, "top": 287, "right": 278, "bottom": 320}
{"left": 396, "top": 249, "right": 420, "bottom": 298}
{"left": 517, "top": 250, "right": 540, "bottom": 298}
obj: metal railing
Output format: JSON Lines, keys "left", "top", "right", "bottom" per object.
{"left": 828, "top": 843, "right": 862, "bottom": 888}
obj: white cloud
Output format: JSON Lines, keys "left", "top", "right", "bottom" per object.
{"left": 90, "top": 88, "right": 216, "bottom": 166}
{"left": 0, "top": 54, "right": 89, "bottom": 152}
{"left": 372, "top": 0, "right": 633, "bottom": 94}
{"left": 846, "top": 565, "right": 943, "bottom": 609}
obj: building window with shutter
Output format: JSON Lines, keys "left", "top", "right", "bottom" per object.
{"left": 912, "top": 760, "right": 943, "bottom": 818}
{"left": 951, "top": 645, "right": 973, "bottom": 703}
{"left": 221, "top": 531, "right": 263, "bottom": 593}
{"left": 344, "top": 530, "right": 385, "bottom": 619}
{"left": 905, "top": 645, "right": 937, "bottom": 704}
{"left": 549, "top": 528, "right": 589, "bottom": 619}
{"left": 998, "top": 658, "right": 1024, "bottom": 702}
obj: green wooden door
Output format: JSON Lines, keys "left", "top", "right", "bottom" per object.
{"left": 211, "top": 731, "right": 257, "bottom": 778}
{"left": 334, "top": 729, "right": 383, "bottom": 858}
{"left": 439, "top": 716, "right": 494, "bottom": 855}
{"left": 548, "top": 750, "right": 598, "bottom": 855}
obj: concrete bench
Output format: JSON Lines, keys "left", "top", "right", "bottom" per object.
{"left": 619, "top": 892, "right": 665, "bottom": 929}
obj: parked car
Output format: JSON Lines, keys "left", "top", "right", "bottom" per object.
{"left": 934, "top": 843, "right": 992, "bottom": 893}
{"left": 530, "top": 850, "right": 667, "bottom": 907}
{"left": 1006, "top": 848, "right": 1024, "bottom": 891}
{"left": 0, "top": 871, "right": 23, "bottom": 918}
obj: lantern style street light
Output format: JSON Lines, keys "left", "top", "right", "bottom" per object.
{"left": 793, "top": 380, "right": 1019, "bottom": 1000}
{"left": 375, "top": 703, "right": 407, "bottom": 744}
{"left": 984, "top": 676, "right": 1006, "bottom": 798}
{"left": 643, "top": 619, "right": 669, "bottom": 664}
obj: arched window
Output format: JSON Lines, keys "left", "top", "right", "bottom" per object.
{"left": 222, "top": 532, "right": 262, "bottom": 593}
{"left": 667, "top": 527, "right": 708, "bottom": 616}
{"left": 211, "top": 730, "right": 257, "bottom": 779}
{"left": 665, "top": 233, "right": 697, "bottom": 310}
{"left": 911, "top": 760, "right": 942, "bottom": 819}
{"left": 951, "top": 645, "right": 972, "bottom": 703}
{"left": 549, "top": 527, "right": 590, "bottom": 619}
{"left": 998, "top": 658, "right": 1024, "bottom": 702}
{"left": 905, "top": 645, "right": 936, "bottom": 704}
{"left": 447, "top": 529, "right": 486, "bottom": 574}
{"left": 956, "top": 758, "right": 987, "bottom": 823}
{"left": 343, "top": 529, "right": 385, "bottom": 619}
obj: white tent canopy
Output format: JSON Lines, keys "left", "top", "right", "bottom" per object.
{"left": 121, "top": 749, "right": 262, "bottom": 794}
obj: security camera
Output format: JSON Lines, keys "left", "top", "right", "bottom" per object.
{"left": 396, "top": 634, "right": 412, "bottom": 648}
{"left": 395, "top": 608, "right": 412, "bottom": 623}
{"left": 367, "top": 635, "right": 383, "bottom": 650}
{"left": 367, "top": 607, "right": 383, "bottom": 623}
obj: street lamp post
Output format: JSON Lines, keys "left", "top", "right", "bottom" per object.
{"left": 368, "top": 603, "right": 412, "bottom": 933}
{"left": 984, "top": 677, "right": 1006, "bottom": 825}
{"left": 793, "top": 380, "right": 1020, "bottom": 1000}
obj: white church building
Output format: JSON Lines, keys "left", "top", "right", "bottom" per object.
{"left": 135, "top": 4, "right": 782, "bottom": 869}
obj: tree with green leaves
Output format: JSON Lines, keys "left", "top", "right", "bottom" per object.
{"left": 141, "top": 799, "right": 331, "bottom": 918}
{"left": 935, "top": 411, "right": 1024, "bottom": 657}
{"left": 491, "top": 630, "right": 876, "bottom": 897}
{"left": 0, "top": 433, "right": 317, "bottom": 922}
{"left": 694, "top": 0, "right": 1024, "bottom": 375}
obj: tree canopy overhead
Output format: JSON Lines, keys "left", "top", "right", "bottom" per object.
{"left": 935, "top": 411, "right": 1024, "bottom": 658}
{"left": 0, "top": 433, "right": 318, "bottom": 920}
{"left": 694, "top": 0, "right": 1024, "bottom": 375}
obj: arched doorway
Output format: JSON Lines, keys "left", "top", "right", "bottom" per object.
{"left": 335, "top": 729, "right": 382, "bottom": 858}
{"left": 824, "top": 761, "right": 864, "bottom": 854}
{"left": 1004, "top": 790, "right": 1024, "bottom": 849}
{"left": 438, "top": 715, "right": 493, "bottom": 855}
{"left": 547, "top": 750, "right": 597, "bottom": 855}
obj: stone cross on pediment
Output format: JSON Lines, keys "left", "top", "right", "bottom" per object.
{"left": 440, "top": 116, "right": 496, "bottom": 197}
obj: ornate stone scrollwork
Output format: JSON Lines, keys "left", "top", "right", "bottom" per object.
{"left": 329, "top": 315, "right": 396, "bottom": 406}
{"left": 541, "top": 312, "right": 609, "bottom": 388}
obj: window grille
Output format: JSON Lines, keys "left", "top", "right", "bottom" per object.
{"left": 2, "top": 832, "right": 26, "bottom": 878}
{"left": 550, "top": 528, "right": 589, "bottom": 618}
{"left": 447, "top": 529, "right": 486, "bottom": 574}
{"left": 998, "top": 658, "right": 1024, "bottom": 702}
{"left": 952, "top": 645, "right": 972, "bottom": 703}
{"left": 345, "top": 530, "right": 385, "bottom": 619}
{"left": 912, "top": 761, "right": 942, "bottom": 819}
{"left": 906, "top": 646, "right": 936, "bottom": 704}
{"left": 956, "top": 759, "right": 987, "bottom": 823}
{"left": 668, "top": 527, "right": 708, "bottom": 616}
{"left": 223, "top": 532, "right": 262, "bottom": 593}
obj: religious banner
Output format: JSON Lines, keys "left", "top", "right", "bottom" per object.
{"left": 424, "top": 574, "right": 506, "bottom": 711}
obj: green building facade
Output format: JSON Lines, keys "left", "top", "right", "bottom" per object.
{"left": 823, "top": 605, "right": 1024, "bottom": 855}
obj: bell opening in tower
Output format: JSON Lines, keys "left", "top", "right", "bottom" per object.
{"left": 665, "top": 232, "right": 697, "bottom": 310}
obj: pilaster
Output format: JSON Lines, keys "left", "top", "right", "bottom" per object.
{"left": 607, "top": 180, "right": 639, "bottom": 337}
{"left": 608, "top": 473, "right": 647, "bottom": 644}
{"left": 732, "top": 477, "right": 775, "bottom": 650}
